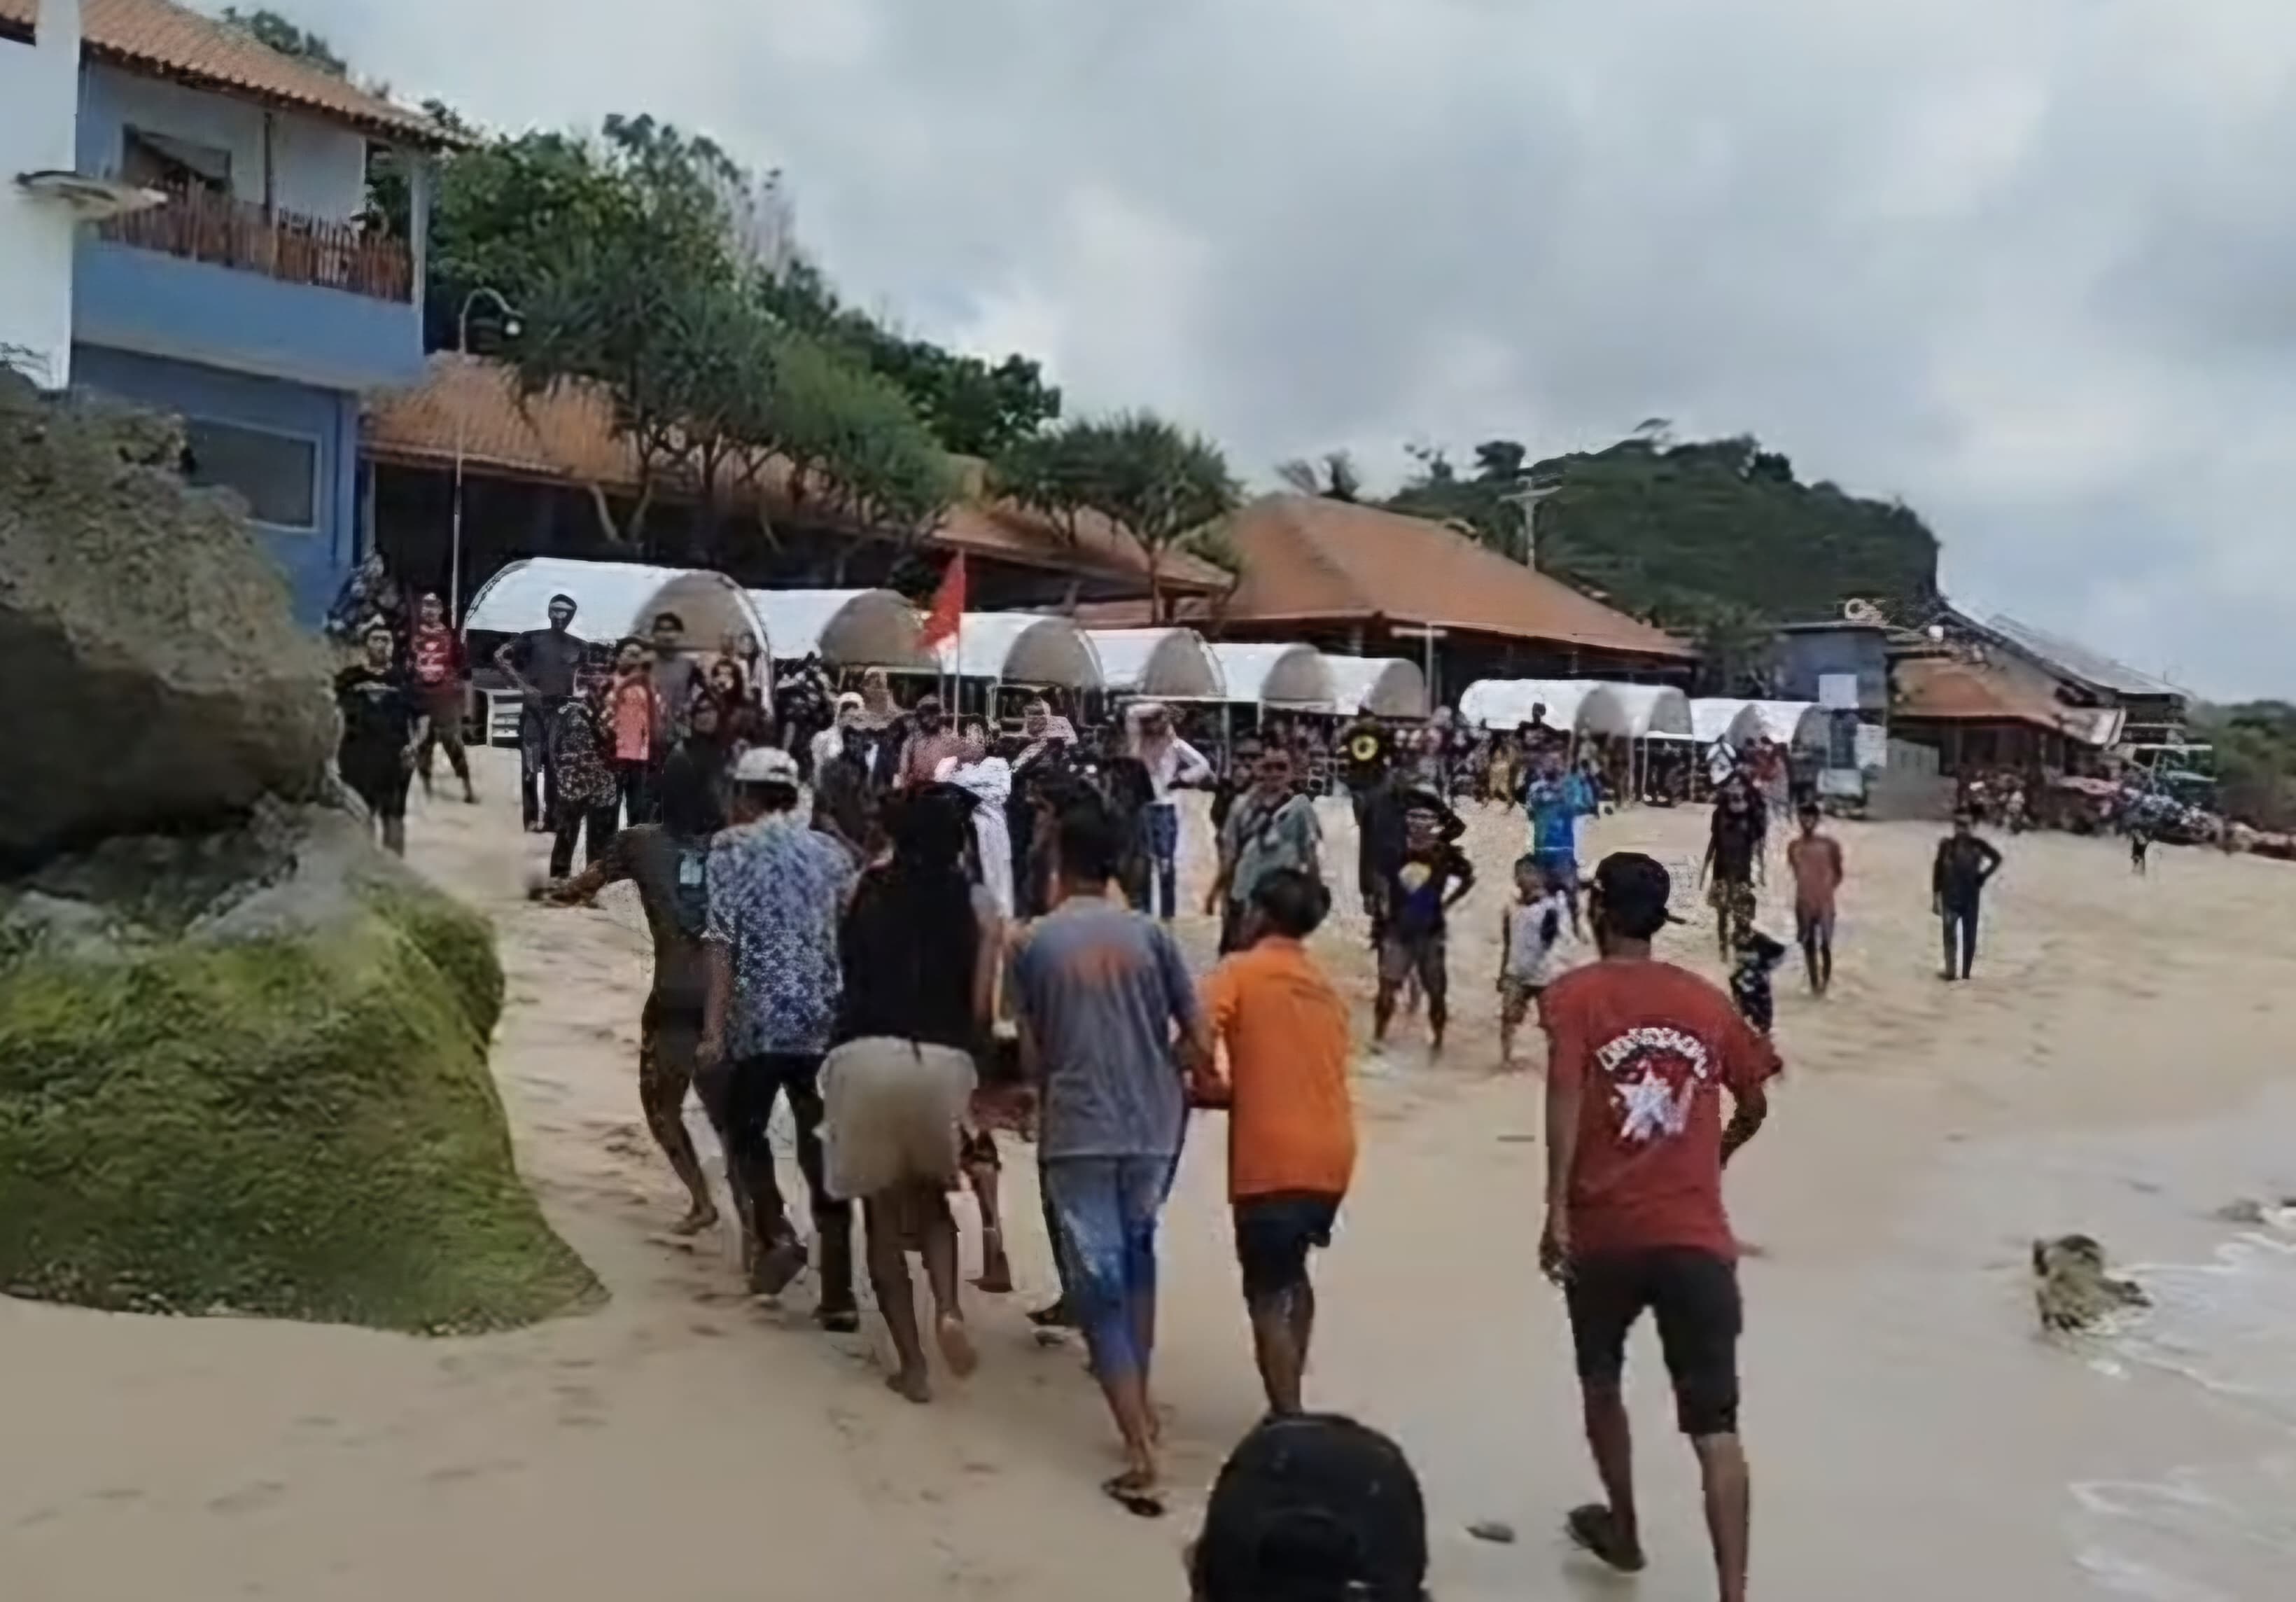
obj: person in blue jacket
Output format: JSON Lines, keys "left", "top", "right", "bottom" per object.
{"left": 1524, "top": 752, "right": 1600, "bottom": 937}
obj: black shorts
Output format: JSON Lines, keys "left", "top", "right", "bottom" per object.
{"left": 1564, "top": 1248, "right": 1742, "bottom": 1437}
{"left": 1233, "top": 1192, "right": 1341, "bottom": 1302}
{"left": 342, "top": 758, "right": 412, "bottom": 820}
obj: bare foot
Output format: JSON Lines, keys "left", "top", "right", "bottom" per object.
{"left": 936, "top": 1314, "right": 979, "bottom": 1378}
{"left": 671, "top": 1203, "right": 719, "bottom": 1237}
{"left": 886, "top": 1368, "right": 932, "bottom": 1405}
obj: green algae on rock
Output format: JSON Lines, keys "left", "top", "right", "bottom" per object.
{"left": 0, "top": 826, "right": 601, "bottom": 1335}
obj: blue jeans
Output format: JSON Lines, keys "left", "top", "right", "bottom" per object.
{"left": 1042, "top": 1155, "right": 1173, "bottom": 1381}
{"left": 1137, "top": 802, "right": 1181, "bottom": 920}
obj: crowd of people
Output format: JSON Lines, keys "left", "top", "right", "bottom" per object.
{"left": 335, "top": 562, "right": 2086, "bottom": 1600}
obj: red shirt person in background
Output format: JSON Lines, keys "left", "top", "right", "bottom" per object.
{"left": 1539, "top": 851, "right": 1779, "bottom": 1602}
{"left": 407, "top": 591, "right": 475, "bottom": 804}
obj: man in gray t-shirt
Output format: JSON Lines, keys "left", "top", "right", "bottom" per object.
{"left": 1009, "top": 801, "right": 1211, "bottom": 1512}
{"left": 1013, "top": 897, "right": 1200, "bottom": 1162}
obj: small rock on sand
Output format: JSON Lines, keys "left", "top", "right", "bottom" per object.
{"left": 1466, "top": 1519, "right": 1517, "bottom": 1545}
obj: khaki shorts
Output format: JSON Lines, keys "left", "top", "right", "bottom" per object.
{"left": 1499, "top": 975, "right": 1544, "bottom": 1027}
{"left": 820, "top": 1038, "right": 977, "bottom": 1201}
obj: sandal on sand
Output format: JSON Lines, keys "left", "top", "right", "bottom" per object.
{"left": 1102, "top": 1471, "right": 1165, "bottom": 1519}
{"left": 1565, "top": 1505, "right": 1646, "bottom": 1573}
{"left": 1027, "top": 1298, "right": 1076, "bottom": 1330}
{"left": 936, "top": 1314, "right": 979, "bottom": 1378}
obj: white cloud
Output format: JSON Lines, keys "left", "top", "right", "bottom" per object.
{"left": 307, "top": 0, "right": 2296, "bottom": 696}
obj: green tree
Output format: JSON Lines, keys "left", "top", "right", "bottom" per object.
{"left": 220, "top": 7, "right": 346, "bottom": 76}
{"left": 1008, "top": 415, "right": 1237, "bottom": 619}
{"left": 2194, "top": 702, "right": 2296, "bottom": 829}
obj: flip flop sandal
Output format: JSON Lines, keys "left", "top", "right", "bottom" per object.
{"left": 1102, "top": 1473, "right": 1166, "bottom": 1519}
{"left": 1565, "top": 1505, "right": 1646, "bottom": 1573}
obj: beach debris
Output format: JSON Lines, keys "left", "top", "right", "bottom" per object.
{"left": 1466, "top": 1519, "right": 1518, "bottom": 1545}
{"left": 2032, "top": 1235, "right": 2150, "bottom": 1333}
{"left": 2213, "top": 1198, "right": 2271, "bottom": 1226}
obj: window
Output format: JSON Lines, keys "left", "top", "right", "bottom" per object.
{"left": 181, "top": 418, "right": 318, "bottom": 530}
{"left": 121, "top": 127, "right": 234, "bottom": 197}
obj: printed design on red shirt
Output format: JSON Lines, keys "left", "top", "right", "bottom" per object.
{"left": 1595, "top": 1025, "right": 1714, "bottom": 1145}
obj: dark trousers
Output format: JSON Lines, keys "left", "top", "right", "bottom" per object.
{"left": 549, "top": 800, "right": 618, "bottom": 878}
{"left": 701, "top": 1052, "right": 855, "bottom": 1310}
{"left": 614, "top": 758, "right": 652, "bottom": 828}
{"left": 416, "top": 683, "right": 471, "bottom": 789}
{"left": 1940, "top": 899, "right": 1981, "bottom": 978}
{"left": 1135, "top": 802, "right": 1180, "bottom": 920}
{"left": 519, "top": 699, "right": 564, "bottom": 829}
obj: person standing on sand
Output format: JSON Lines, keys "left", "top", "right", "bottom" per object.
{"left": 498, "top": 593, "right": 586, "bottom": 833}
{"left": 1932, "top": 809, "right": 2003, "bottom": 982}
{"left": 1127, "top": 701, "right": 1213, "bottom": 921}
{"left": 1784, "top": 801, "right": 1844, "bottom": 995}
{"left": 1371, "top": 803, "right": 1476, "bottom": 1057}
{"left": 1195, "top": 869, "right": 1354, "bottom": 1416}
{"left": 1011, "top": 801, "right": 1213, "bottom": 1517}
{"left": 821, "top": 785, "right": 995, "bottom": 1402}
{"left": 698, "top": 747, "right": 862, "bottom": 1328}
{"left": 334, "top": 620, "right": 426, "bottom": 857}
{"left": 1525, "top": 752, "right": 1599, "bottom": 938}
{"left": 537, "top": 748, "right": 727, "bottom": 1234}
{"left": 1499, "top": 854, "right": 1570, "bottom": 1071}
{"left": 1208, "top": 744, "right": 1323, "bottom": 956}
{"left": 1701, "top": 776, "right": 1765, "bottom": 959}
{"left": 1539, "top": 852, "right": 1778, "bottom": 1602}
{"left": 605, "top": 638, "right": 661, "bottom": 828}
{"left": 547, "top": 674, "right": 622, "bottom": 879}
{"left": 406, "top": 591, "right": 476, "bottom": 805}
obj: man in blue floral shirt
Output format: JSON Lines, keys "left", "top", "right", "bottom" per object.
{"left": 699, "top": 746, "right": 862, "bottom": 1324}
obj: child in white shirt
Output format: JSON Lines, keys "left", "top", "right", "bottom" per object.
{"left": 1499, "top": 854, "right": 1570, "bottom": 1069}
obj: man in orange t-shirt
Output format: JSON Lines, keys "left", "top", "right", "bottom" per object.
{"left": 1197, "top": 868, "right": 1355, "bottom": 1415}
{"left": 1539, "top": 851, "right": 1779, "bottom": 1602}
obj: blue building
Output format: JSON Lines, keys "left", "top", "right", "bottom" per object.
{"left": 8, "top": 0, "right": 456, "bottom": 623}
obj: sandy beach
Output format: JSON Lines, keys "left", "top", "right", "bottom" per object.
{"left": 7, "top": 746, "right": 2295, "bottom": 1601}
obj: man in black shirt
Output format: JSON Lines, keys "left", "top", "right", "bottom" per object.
{"left": 496, "top": 593, "right": 587, "bottom": 831}
{"left": 1933, "top": 810, "right": 2004, "bottom": 980}
{"left": 1372, "top": 802, "right": 1476, "bottom": 1055}
{"left": 335, "top": 621, "right": 427, "bottom": 856}
{"left": 1701, "top": 778, "right": 1765, "bottom": 959}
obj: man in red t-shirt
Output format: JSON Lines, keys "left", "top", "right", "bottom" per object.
{"left": 407, "top": 590, "right": 475, "bottom": 804}
{"left": 1539, "top": 851, "right": 1779, "bottom": 1602}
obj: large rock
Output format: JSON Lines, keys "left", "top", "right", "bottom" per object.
{"left": 0, "top": 806, "right": 601, "bottom": 1332}
{"left": 0, "top": 372, "right": 337, "bottom": 868}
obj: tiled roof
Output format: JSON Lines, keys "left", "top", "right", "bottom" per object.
{"left": 1893, "top": 657, "right": 2112, "bottom": 739}
{"left": 362, "top": 355, "right": 1231, "bottom": 593}
{"left": 1194, "top": 495, "right": 1690, "bottom": 660}
{"left": 0, "top": 0, "right": 462, "bottom": 146}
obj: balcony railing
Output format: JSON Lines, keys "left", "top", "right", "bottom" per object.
{"left": 94, "top": 183, "right": 414, "bottom": 305}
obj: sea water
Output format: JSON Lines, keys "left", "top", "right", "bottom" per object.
{"left": 2071, "top": 1208, "right": 2296, "bottom": 1600}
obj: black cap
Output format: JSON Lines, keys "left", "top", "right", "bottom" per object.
{"left": 1193, "top": 1414, "right": 1427, "bottom": 1602}
{"left": 1590, "top": 851, "right": 1679, "bottom": 939}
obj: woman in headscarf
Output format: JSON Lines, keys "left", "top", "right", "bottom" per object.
{"left": 820, "top": 784, "right": 996, "bottom": 1403}
{"left": 937, "top": 721, "right": 1016, "bottom": 920}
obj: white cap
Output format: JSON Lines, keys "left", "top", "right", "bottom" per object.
{"left": 732, "top": 746, "right": 801, "bottom": 787}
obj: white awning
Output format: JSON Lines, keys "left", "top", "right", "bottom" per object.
{"left": 462, "top": 557, "right": 769, "bottom": 654}
{"left": 1209, "top": 642, "right": 1334, "bottom": 709}
{"left": 1322, "top": 656, "right": 1428, "bottom": 718}
{"left": 934, "top": 613, "right": 1104, "bottom": 688}
{"left": 1084, "top": 628, "right": 1225, "bottom": 699}
{"left": 1459, "top": 678, "right": 1628, "bottom": 736}
{"left": 1693, "top": 698, "right": 1827, "bottom": 747}
{"left": 746, "top": 588, "right": 932, "bottom": 669}
{"left": 1691, "top": 699, "right": 1765, "bottom": 747}
{"left": 1595, "top": 683, "right": 1693, "bottom": 739}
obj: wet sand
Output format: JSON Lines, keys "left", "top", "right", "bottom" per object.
{"left": 6, "top": 748, "right": 2295, "bottom": 1600}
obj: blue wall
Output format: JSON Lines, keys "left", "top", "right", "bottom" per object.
{"left": 1773, "top": 627, "right": 1889, "bottom": 712}
{"left": 75, "top": 238, "right": 424, "bottom": 393}
{"left": 71, "top": 345, "right": 361, "bottom": 627}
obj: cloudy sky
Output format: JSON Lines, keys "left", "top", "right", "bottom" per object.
{"left": 312, "top": 0, "right": 2294, "bottom": 697}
